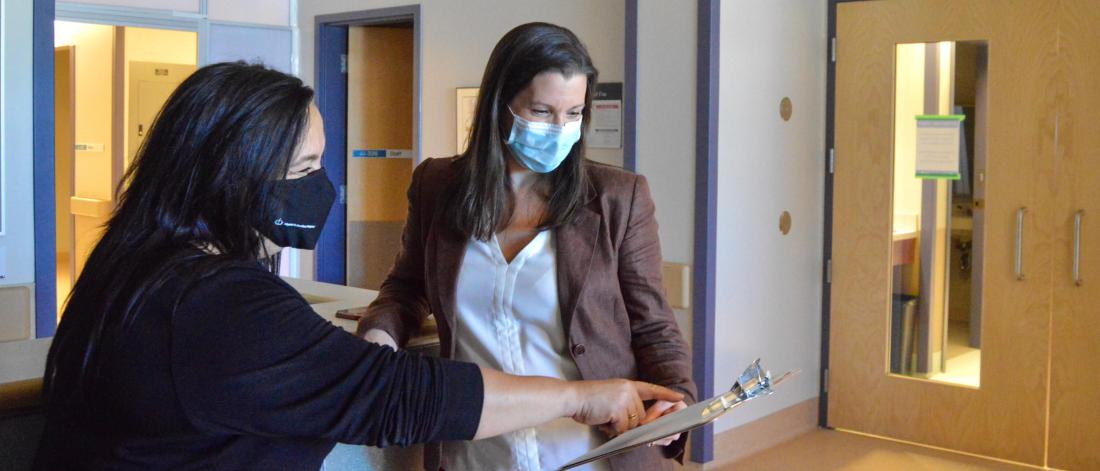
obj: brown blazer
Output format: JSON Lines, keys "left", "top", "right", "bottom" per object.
{"left": 359, "top": 156, "right": 697, "bottom": 471}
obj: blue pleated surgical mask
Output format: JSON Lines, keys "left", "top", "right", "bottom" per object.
{"left": 505, "top": 109, "right": 582, "bottom": 173}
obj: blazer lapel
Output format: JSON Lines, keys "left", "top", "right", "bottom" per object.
{"left": 429, "top": 209, "right": 465, "bottom": 340}
{"left": 556, "top": 204, "right": 601, "bottom": 336}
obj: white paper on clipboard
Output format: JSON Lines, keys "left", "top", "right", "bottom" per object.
{"left": 559, "top": 360, "right": 798, "bottom": 470}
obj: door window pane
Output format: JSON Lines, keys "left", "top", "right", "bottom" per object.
{"left": 890, "top": 41, "right": 987, "bottom": 388}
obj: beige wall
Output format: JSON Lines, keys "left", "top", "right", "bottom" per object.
{"left": 55, "top": 22, "right": 117, "bottom": 277}
{"left": 55, "top": 22, "right": 116, "bottom": 202}
{"left": 123, "top": 27, "right": 198, "bottom": 165}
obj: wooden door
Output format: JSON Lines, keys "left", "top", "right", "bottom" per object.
{"left": 345, "top": 25, "right": 414, "bottom": 290}
{"left": 1048, "top": 1, "right": 1100, "bottom": 469}
{"left": 54, "top": 46, "right": 76, "bottom": 318}
{"left": 829, "top": 0, "right": 1057, "bottom": 465}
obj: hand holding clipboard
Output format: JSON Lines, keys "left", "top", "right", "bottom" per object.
{"left": 559, "top": 359, "right": 798, "bottom": 470}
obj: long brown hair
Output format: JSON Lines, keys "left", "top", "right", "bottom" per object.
{"left": 449, "top": 22, "right": 597, "bottom": 241}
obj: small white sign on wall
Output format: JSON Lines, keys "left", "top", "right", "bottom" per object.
{"left": 588, "top": 82, "right": 623, "bottom": 149}
{"left": 915, "top": 114, "right": 965, "bottom": 179}
{"left": 351, "top": 149, "right": 414, "bottom": 158}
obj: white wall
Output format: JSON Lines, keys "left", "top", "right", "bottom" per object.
{"left": 636, "top": 1, "right": 696, "bottom": 267}
{"left": 298, "top": 0, "right": 625, "bottom": 166}
{"left": 713, "top": 0, "right": 826, "bottom": 432}
{"left": 67, "top": 0, "right": 201, "bottom": 12}
{"left": 66, "top": 0, "right": 289, "bottom": 24}
{"left": 1, "top": 0, "right": 37, "bottom": 287}
{"left": 209, "top": 0, "right": 290, "bottom": 27}
{"left": 634, "top": 0, "right": 697, "bottom": 341}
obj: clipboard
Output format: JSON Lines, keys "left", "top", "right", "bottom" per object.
{"left": 558, "top": 359, "right": 797, "bottom": 470}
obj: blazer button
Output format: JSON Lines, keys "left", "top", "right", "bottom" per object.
{"left": 572, "top": 344, "right": 587, "bottom": 356}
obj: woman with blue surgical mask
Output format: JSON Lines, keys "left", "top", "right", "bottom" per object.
{"left": 359, "top": 23, "right": 696, "bottom": 471}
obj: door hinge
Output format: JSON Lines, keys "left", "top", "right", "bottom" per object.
{"left": 826, "top": 258, "right": 832, "bottom": 284}
{"left": 338, "top": 184, "right": 347, "bottom": 205}
{"left": 828, "top": 148, "right": 835, "bottom": 174}
{"left": 830, "top": 37, "right": 837, "bottom": 63}
{"left": 823, "top": 368, "right": 829, "bottom": 393}
{"left": 340, "top": 54, "right": 348, "bottom": 74}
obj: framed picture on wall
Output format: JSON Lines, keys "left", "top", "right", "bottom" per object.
{"left": 456, "top": 87, "right": 479, "bottom": 154}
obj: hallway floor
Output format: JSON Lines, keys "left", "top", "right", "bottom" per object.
{"left": 930, "top": 320, "right": 981, "bottom": 388}
{"left": 708, "top": 429, "right": 1034, "bottom": 471}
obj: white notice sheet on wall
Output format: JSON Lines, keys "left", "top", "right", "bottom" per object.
{"left": 914, "top": 115, "right": 965, "bottom": 179}
{"left": 588, "top": 82, "right": 622, "bottom": 149}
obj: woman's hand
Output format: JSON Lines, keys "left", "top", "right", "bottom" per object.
{"left": 572, "top": 380, "right": 684, "bottom": 437}
{"left": 362, "top": 329, "right": 398, "bottom": 350}
{"left": 474, "top": 370, "right": 683, "bottom": 440}
{"left": 641, "top": 400, "right": 688, "bottom": 446}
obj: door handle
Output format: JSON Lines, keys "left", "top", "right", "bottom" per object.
{"left": 1015, "top": 207, "right": 1027, "bottom": 281}
{"left": 1074, "top": 210, "right": 1084, "bottom": 286}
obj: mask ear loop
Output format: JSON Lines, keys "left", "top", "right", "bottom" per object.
{"left": 506, "top": 106, "right": 532, "bottom": 129}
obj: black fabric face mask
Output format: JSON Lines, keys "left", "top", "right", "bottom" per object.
{"left": 259, "top": 168, "right": 336, "bottom": 250}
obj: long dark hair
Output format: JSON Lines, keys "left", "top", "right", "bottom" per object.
{"left": 43, "top": 62, "right": 315, "bottom": 400}
{"left": 450, "top": 22, "right": 597, "bottom": 240}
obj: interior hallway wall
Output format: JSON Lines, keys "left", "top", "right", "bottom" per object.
{"left": 66, "top": 0, "right": 291, "bottom": 26}
{"left": 67, "top": 0, "right": 201, "bottom": 11}
{"left": 208, "top": 0, "right": 291, "bottom": 27}
{"left": 54, "top": 23, "right": 115, "bottom": 205}
{"left": 634, "top": 0, "right": 697, "bottom": 339}
{"left": 298, "top": 0, "right": 626, "bottom": 167}
{"left": 53, "top": 22, "right": 117, "bottom": 278}
{"left": 122, "top": 27, "right": 198, "bottom": 166}
{"left": 713, "top": 0, "right": 827, "bottom": 434}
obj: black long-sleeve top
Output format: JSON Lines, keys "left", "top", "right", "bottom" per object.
{"left": 34, "top": 258, "right": 484, "bottom": 470}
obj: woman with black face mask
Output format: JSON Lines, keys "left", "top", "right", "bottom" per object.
{"left": 33, "top": 62, "right": 681, "bottom": 470}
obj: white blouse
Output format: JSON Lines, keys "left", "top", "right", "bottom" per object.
{"left": 442, "top": 231, "right": 609, "bottom": 471}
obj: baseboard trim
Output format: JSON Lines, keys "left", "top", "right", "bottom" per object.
{"left": 681, "top": 397, "right": 819, "bottom": 468}
{"left": 833, "top": 428, "right": 1053, "bottom": 470}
